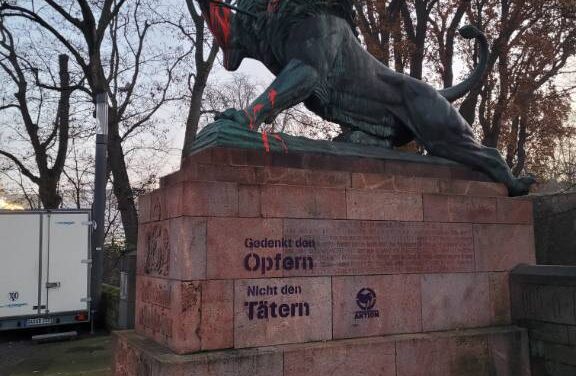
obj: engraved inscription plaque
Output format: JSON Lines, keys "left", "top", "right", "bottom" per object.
{"left": 283, "top": 219, "right": 474, "bottom": 276}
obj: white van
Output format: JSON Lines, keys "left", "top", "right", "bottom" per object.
{"left": 0, "top": 210, "right": 91, "bottom": 330}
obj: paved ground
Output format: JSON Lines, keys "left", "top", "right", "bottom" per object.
{"left": 0, "top": 327, "right": 113, "bottom": 376}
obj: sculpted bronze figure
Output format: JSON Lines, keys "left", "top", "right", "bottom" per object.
{"left": 196, "top": 0, "right": 535, "bottom": 196}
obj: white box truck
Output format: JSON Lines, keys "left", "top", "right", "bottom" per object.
{"left": 0, "top": 210, "right": 92, "bottom": 330}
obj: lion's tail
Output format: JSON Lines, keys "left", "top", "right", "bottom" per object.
{"left": 438, "top": 25, "right": 489, "bottom": 102}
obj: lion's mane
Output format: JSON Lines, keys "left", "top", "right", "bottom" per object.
{"left": 237, "top": 0, "right": 356, "bottom": 38}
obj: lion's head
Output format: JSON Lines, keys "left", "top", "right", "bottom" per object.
{"left": 198, "top": 0, "right": 356, "bottom": 70}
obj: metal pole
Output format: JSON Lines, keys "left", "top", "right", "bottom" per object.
{"left": 91, "top": 92, "right": 108, "bottom": 325}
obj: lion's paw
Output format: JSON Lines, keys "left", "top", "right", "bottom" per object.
{"left": 509, "top": 175, "right": 537, "bottom": 197}
{"left": 215, "top": 108, "right": 251, "bottom": 127}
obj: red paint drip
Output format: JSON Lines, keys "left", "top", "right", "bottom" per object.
{"left": 252, "top": 104, "right": 264, "bottom": 130}
{"left": 208, "top": 3, "right": 232, "bottom": 48}
{"left": 262, "top": 131, "right": 271, "bottom": 152}
{"left": 253, "top": 103, "right": 264, "bottom": 116}
{"left": 245, "top": 104, "right": 264, "bottom": 130}
{"left": 273, "top": 133, "right": 288, "bottom": 153}
{"left": 268, "top": 89, "right": 278, "bottom": 109}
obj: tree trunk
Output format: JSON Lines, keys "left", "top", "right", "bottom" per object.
{"left": 182, "top": 67, "right": 211, "bottom": 157}
{"left": 506, "top": 116, "right": 520, "bottom": 167}
{"left": 512, "top": 115, "right": 528, "bottom": 176}
{"left": 37, "top": 54, "right": 71, "bottom": 209}
{"left": 39, "top": 176, "right": 62, "bottom": 209}
{"left": 108, "top": 107, "right": 139, "bottom": 252}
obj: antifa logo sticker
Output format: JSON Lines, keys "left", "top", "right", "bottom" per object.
{"left": 354, "top": 288, "right": 379, "bottom": 320}
{"left": 356, "top": 288, "right": 376, "bottom": 311}
{"left": 8, "top": 292, "right": 19, "bottom": 302}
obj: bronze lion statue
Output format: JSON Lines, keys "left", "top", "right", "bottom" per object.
{"left": 196, "top": 0, "right": 535, "bottom": 196}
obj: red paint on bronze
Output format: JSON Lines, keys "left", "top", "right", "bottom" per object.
{"left": 208, "top": 3, "right": 231, "bottom": 48}
{"left": 262, "top": 131, "right": 271, "bottom": 152}
{"left": 245, "top": 104, "right": 264, "bottom": 130}
{"left": 252, "top": 103, "right": 264, "bottom": 126}
{"left": 253, "top": 103, "right": 264, "bottom": 114}
{"left": 268, "top": 89, "right": 278, "bottom": 109}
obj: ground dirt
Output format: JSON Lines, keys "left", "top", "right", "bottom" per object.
{"left": 0, "top": 327, "right": 112, "bottom": 376}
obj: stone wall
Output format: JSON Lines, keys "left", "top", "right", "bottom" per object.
{"left": 533, "top": 192, "right": 576, "bottom": 265}
{"left": 511, "top": 265, "right": 576, "bottom": 376}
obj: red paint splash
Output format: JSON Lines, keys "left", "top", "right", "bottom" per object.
{"left": 252, "top": 103, "right": 264, "bottom": 128}
{"left": 267, "top": 0, "right": 281, "bottom": 13}
{"left": 208, "top": 3, "right": 231, "bottom": 48}
{"left": 245, "top": 104, "right": 264, "bottom": 130}
{"left": 268, "top": 89, "right": 278, "bottom": 109}
{"left": 262, "top": 131, "right": 271, "bottom": 152}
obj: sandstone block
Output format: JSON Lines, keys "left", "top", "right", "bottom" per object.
{"left": 261, "top": 185, "right": 346, "bottom": 219}
{"left": 423, "top": 195, "right": 498, "bottom": 223}
{"left": 474, "top": 224, "right": 535, "bottom": 272}
{"left": 257, "top": 166, "right": 351, "bottom": 188}
{"left": 238, "top": 184, "right": 261, "bottom": 218}
{"left": 438, "top": 180, "right": 508, "bottom": 197}
{"left": 284, "top": 341, "right": 396, "bottom": 376}
{"left": 385, "top": 160, "right": 452, "bottom": 179}
{"left": 135, "top": 276, "right": 233, "bottom": 354}
{"left": 421, "top": 273, "right": 491, "bottom": 332}
{"left": 346, "top": 190, "right": 424, "bottom": 221}
{"left": 234, "top": 277, "right": 332, "bottom": 348}
{"left": 351, "top": 173, "right": 440, "bottom": 193}
{"left": 206, "top": 218, "right": 283, "bottom": 279}
{"left": 423, "top": 195, "right": 533, "bottom": 224}
{"left": 138, "top": 194, "right": 152, "bottom": 224}
{"left": 497, "top": 198, "right": 533, "bottom": 224}
{"left": 332, "top": 274, "right": 422, "bottom": 339}
{"left": 182, "top": 182, "right": 239, "bottom": 217}
{"left": 396, "top": 332, "right": 491, "bottom": 376}
{"left": 182, "top": 163, "right": 258, "bottom": 185}
{"left": 137, "top": 218, "right": 207, "bottom": 280}
{"left": 283, "top": 219, "right": 474, "bottom": 276}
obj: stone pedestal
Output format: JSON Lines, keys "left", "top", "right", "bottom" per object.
{"left": 115, "top": 146, "right": 535, "bottom": 375}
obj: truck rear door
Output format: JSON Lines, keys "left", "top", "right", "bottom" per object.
{"left": 43, "top": 212, "right": 91, "bottom": 314}
{"left": 0, "top": 213, "right": 42, "bottom": 318}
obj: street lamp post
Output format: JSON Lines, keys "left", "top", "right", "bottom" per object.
{"left": 92, "top": 92, "right": 108, "bottom": 325}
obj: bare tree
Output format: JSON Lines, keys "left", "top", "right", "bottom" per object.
{"left": 1, "top": 0, "right": 192, "bottom": 250}
{"left": 354, "top": 0, "right": 576, "bottom": 177}
{"left": 0, "top": 20, "right": 76, "bottom": 208}
{"left": 181, "top": 0, "right": 219, "bottom": 158}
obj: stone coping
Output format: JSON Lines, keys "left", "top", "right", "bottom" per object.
{"left": 139, "top": 182, "right": 531, "bottom": 225}
{"left": 180, "top": 146, "right": 493, "bottom": 183}
{"left": 511, "top": 265, "right": 576, "bottom": 285}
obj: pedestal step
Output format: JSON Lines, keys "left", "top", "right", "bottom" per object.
{"left": 115, "top": 326, "right": 531, "bottom": 376}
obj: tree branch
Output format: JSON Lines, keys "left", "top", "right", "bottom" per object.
{"left": 0, "top": 149, "right": 40, "bottom": 183}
